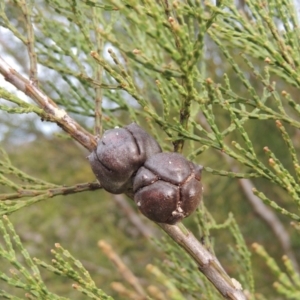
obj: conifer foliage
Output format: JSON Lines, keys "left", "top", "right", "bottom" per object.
{"left": 0, "top": 0, "right": 300, "bottom": 299}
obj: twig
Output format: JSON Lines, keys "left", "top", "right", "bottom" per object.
{"left": 158, "top": 223, "right": 246, "bottom": 300}
{"left": 98, "top": 240, "right": 148, "bottom": 299}
{"left": 92, "top": 8, "right": 103, "bottom": 137}
{"left": 112, "top": 194, "right": 245, "bottom": 298}
{"left": 197, "top": 112, "right": 299, "bottom": 272}
{"left": 19, "top": 0, "right": 38, "bottom": 85}
{"left": 0, "top": 56, "right": 96, "bottom": 151}
{"left": 0, "top": 182, "right": 102, "bottom": 201}
{"left": 110, "top": 282, "right": 144, "bottom": 300}
{"left": 237, "top": 177, "right": 299, "bottom": 273}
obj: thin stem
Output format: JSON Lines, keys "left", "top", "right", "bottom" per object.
{"left": 20, "top": 0, "right": 38, "bottom": 86}
{"left": 0, "top": 182, "right": 102, "bottom": 201}
{"left": 92, "top": 8, "right": 103, "bottom": 137}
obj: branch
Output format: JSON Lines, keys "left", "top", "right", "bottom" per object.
{"left": 0, "top": 57, "right": 246, "bottom": 299}
{"left": 112, "top": 193, "right": 245, "bottom": 298}
{"left": 0, "top": 56, "right": 96, "bottom": 151}
{"left": 0, "top": 182, "right": 102, "bottom": 201}
{"left": 159, "top": 223, "right": 246, "bottom": 300}
{"left": 0, "top": 182, "right": 102, "bottom": 216}
{"left": 92, "top": 8, "right": 103, "bottom": 137}
{"left": 237, "top": 178, "right": 299, "bottom": 273}
{"left": 223, "top": 152, "right": 299, "bottom": 273}
{"left": 99, "top": 240, "right": 147, "bottom": 299}
{"left": 112, "top": 195, "right": 156, "bottom": 239}
{"left": 197, "top": 110, "right": 299, "bottom": 272}
{"left": 20, "top": 0, "right": 38, "bottom": 85}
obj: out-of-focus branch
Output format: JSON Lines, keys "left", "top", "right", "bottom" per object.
{"left": 197, "top": 112, "right": 298, "bottom": 272}
{"left": 99, "top": 240, "right": 148, "bottom": 299}
{"left": 224, "top": 152, "right": 299, "bottom": 273}
{"left": 0, "top": 56, "right": 96, "bottom": 151}
{"left": 113, "top": 194, "right": 156, "bottom": 239}
{"left": 237, "top": 177, "right": 299, "bottom": 273}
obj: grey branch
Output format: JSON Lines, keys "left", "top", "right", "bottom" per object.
{"left": 113, "top": 194, "right": 156, "bottom": 239}
{"left": 237, "top": 177, "right": 299, "bottom": 273}
{"left": 159, "top": 223, "right": 246, "bottom": 300}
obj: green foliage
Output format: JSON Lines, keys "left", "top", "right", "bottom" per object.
{"left": 253, "top": 243, "right": 300, "bottom": 299}
{"left": 1, "top": 0, "right": 300, "bottom": 299}
{"left": 0, "top": 146, "right": 101, "bottom": 215}
{"left": 0, "top": 215, "right": 111, "bottom": 299}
